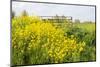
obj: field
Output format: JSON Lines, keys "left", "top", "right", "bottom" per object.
{"left": 74, "top": 23, "right": 95, "bottom": 32}
{"left": 12, "top": 15, "right": 96, "bottom": 66}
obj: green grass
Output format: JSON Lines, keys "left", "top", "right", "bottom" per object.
{"left": 73, "top": 23, "right": 95, "bottom": 32}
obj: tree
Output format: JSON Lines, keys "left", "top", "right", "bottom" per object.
{"left": 21, "top": 10, "right": 28, "bottom": 16}
{"left": 74, "top": 19, "right": 80, "bottom": 23}
{"left": 12, "top": 11, "right": 15, "bottom": 18}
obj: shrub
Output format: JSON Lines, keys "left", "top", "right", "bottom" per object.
{"left": 12, "top": 16, "right": 86, "bottom": 65}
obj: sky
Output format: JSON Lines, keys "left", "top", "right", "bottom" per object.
{"left": 12, "top": 1, "right": 96, "bottom": 22}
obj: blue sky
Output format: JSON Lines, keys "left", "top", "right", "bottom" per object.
{"left": 12, "top": 1, "right": 95, "bottom": 22}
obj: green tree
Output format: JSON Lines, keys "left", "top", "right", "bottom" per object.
{"left": 12, "top": 11, "right": 15, "bottom": 18}
{"left": 21, "top": 10, "right": 28, "bottom": 16}
{"left": 74, "top": 19, "right": 80, "bottom": 23}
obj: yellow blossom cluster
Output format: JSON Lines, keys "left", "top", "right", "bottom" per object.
{"left": 12, "top": 16, "right": 86, "bottom": 65}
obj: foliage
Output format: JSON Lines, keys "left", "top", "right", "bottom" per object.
{"left": 12, "top": 15, "right": 96, "bottom": 65}
{"left": 12, "top": 11, "right": 15, "bottom": 18}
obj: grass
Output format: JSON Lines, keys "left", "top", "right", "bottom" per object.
{"left": 73, "top": 23, "right": 95, "bottom": 32}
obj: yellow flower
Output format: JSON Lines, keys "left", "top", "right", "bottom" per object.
{"left": 79, "top": 47, "right": 83, "bottom": 52}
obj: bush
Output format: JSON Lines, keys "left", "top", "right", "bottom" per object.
{"left": 64, "top": 24, "right": 96, "bottom": 61}
{"left": 12, "top": 16, "right": 86, "bottom": 65}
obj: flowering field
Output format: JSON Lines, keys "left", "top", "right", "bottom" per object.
{"left": 12, "top": 15, "right": 96, "bottom": 66}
